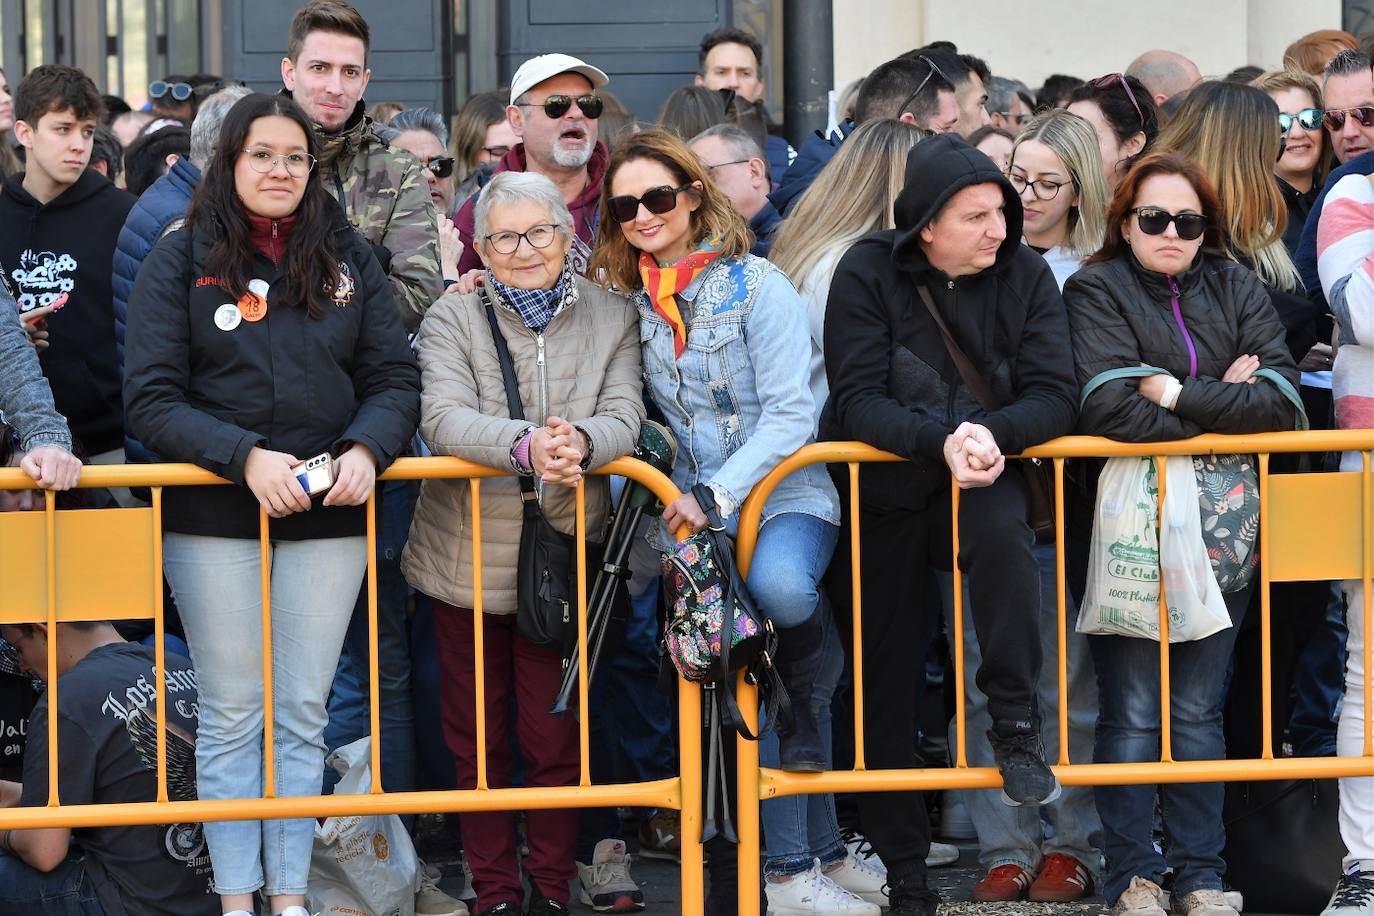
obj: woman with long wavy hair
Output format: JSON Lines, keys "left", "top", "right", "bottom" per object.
{"left": 769, "top": 118, "right": 925, "bottom": 426}
{"left": 1251, "top": 69, "right": 1332, "bottom": 256}
{"left": 123, "top": 93, "right": 420, "bottom": 916}
{"left": 1154, "top": 79, "right": 1319, "bottom": 360}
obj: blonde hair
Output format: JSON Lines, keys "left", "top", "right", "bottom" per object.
{"left": 1008, "top": 110, "right": 1109, "bottom": 260}
{"left": 590, "top": 128, "right": 752, "bottom": 293}
{"left": 769, "top": 119, "right": 925, "bottom": 287}
{"left": 1251, "top": 68, "right": 1331, "bottom": 191}
{"left": 1155, "top": 80, "right": 1299, "bottom": 291}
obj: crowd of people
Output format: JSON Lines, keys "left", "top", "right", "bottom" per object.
{"left": 0, "top": 3, "right": 1370, "bottom": 916}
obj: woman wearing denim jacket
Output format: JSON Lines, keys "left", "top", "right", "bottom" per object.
{"left": 0, "top": 287, "right": 80, "bottom": 491}
{"left": 590, "top": 129, "right": 880, "bottom": 916}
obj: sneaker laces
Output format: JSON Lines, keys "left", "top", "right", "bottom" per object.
{"left": 992, "top": 729, "right": 1045, "bottom": 764}
{"left": 1334, "top": 872, "right": 1374, "bottom": 907}
{"left": 584, "top": 856, "right": 634, "bottom": 888}
{"left": 840, "top": 826, "right": 880, "bottom": 861}
{"left": 842, "top": 850, "right": 885, "bottom": 881}
{"left": 802, "top": 863, "right": 866, "bottom": 906}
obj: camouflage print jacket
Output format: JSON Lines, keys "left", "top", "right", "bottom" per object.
{"left": 305, "top": 96, "right": 441, "bottom": 331}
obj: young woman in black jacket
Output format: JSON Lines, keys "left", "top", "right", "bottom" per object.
{"left": 122, "top": 93, "right": 419, "bottom": 916}
{"left": 1063, "top": 152, "right": 1298, "bottom": 916}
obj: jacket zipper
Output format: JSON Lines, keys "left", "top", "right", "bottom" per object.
{"left": 270, "top": 219, "right": 280, "bottom": 264}
{"left": 1167, "top": 276, "right": 1199, "bottom": 378}
{"left": 535, "top": 332, "right": 549, "bottom": 422}
{"left": 944, "top": 279, "right": 959, "bottom": 424}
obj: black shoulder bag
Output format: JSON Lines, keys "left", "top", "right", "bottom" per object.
{"left": 481, "top": 299, "right": 583, "bottom": 658}
{"left": 915, "top": 284, "right": 1057, "bottom": 545}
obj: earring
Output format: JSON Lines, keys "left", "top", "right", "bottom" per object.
{"left": 1124, "top": 235, "right": 1131, "bottom": 245}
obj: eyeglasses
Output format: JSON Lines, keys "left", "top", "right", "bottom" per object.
{"left": 519, "top": 94, "right": 604, "bottom": 120}
{"left": 242, "top": 146, "right": 318, "bottom": 177}
{"left": 481, "top": 144, "right": 510, "bottom": 159}
{"left": 149, "top": 80, "right": 193, "bottom": 102}
{"left": 1322, "top": 106, "right": 1374, "bottom": 131}
{"left": 423, "top": 156, "right": 455, "bottom": 179}
{"left": 1278, "top": 108, "right": 1323, "bottom": 133}
{"left": 896, "top": 55, "right": 948, "bottom": 118}
{"left": 483, "top": 223, "right": 560, "bottom": 255}
{"left": 1006, "top": 171, "right": 1073, "bottom": 201}
{"left": 607, "top": 183, "right": 694, "bottom": 223}
{"left": 1131, "top": 206, "right": 1206, "bottom": 240}
{"left": 1089, "top": 73, "right": 1145, "bottom": 129}
{"left": 703, "top": 158, "right": 751, "bottom": 175}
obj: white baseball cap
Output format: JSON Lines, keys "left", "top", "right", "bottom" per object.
{"left": 509, "top": 53, "right": 609, "bottom": 107}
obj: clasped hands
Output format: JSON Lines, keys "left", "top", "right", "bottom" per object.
{"left": 529, "top": 416, "right": 588, "bottom": 488}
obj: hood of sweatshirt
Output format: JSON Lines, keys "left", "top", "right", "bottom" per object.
{"left": 3, "top": 168, "right": 119, "bottom": 212}
{"left": 891, "top": 133, "right": 1024, "bottom": 276}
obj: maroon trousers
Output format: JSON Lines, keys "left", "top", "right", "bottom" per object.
{"left": 431, "top": 601, "right": 581, "bottom": 909}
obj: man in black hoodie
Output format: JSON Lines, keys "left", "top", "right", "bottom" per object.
{"left": 820, "top": 133, "right": 1077, "bottom": 915}
{"left": 0, "top": 65, "right": 133, "bottom": 466}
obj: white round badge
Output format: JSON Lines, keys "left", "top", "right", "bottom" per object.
{"left": 214, "top": 303, "right": 242, "bottom": 331}
{"left": 248, "top": 278, "right": 270, "bottom": 299}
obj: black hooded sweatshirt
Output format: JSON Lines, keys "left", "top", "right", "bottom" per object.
{"left": 819, "top": 133, "right": 1078, "bottom": 512}
{"left": 0, "top": 170, "right": 134, "bottom": 454}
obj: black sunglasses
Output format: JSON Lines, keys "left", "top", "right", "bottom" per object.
{"left": 896, "top": 55, "right": 948, "bottom": 118}
{"left": 1090, "top": 73, "right": 1145, "bottom": 129}
{"left": 1279, "top": 108, "right": 1323, "bottom": 133}
{"left": 1132, "top": 206, "right": 1206, "bottom": 241}
{"left": 520, "top": 94, "right": 603, "bottom": 120}
{"left": 424, "top": 156, "right": 455, "bottom": 179}
{"left": 149, "top": 80, "right": 193, "bottom": 102}
{"left": 607, "top": 183, "right": 694, "bottom": 223}
{"left": 1322, "top": 106, "right": 1374, "bottom": 131}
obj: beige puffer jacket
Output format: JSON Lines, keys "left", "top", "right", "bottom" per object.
{"left": 401, "top": 277, "right": 645, "bottom": 613}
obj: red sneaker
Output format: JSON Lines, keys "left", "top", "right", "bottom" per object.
{"left": 971, "top": 863, "right": 1033, "bottom": 902}
{"left": 1028, "top": 853, "right": 1094, "bottom": 902}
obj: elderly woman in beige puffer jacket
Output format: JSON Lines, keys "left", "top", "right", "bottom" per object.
{"left": 400, "top": 171, "right": 644, "bottom": 915}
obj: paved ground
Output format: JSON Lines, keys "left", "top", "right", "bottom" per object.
{"left": 418, "top": 823, "right": 1308, "bottom": 915}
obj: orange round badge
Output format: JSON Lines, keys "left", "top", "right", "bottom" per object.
{"left": 238, "top": 292, "right": 267, "bottom": 322}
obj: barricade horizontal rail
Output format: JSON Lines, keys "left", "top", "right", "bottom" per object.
{"left": 730, "top": 432, "right": 1374, "bottom": 916}
{"left": 0, "top": 455, "right": 705, "bottom": 913}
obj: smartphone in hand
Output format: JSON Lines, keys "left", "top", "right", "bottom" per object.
{"left": 292, "top": 453, "right": 335, "bottom": 496}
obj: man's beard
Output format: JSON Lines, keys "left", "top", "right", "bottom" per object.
{"left": 549, "top": 135, "right": 593, "bottom": 169}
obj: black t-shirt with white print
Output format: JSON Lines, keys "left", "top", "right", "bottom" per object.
{"left": 20, "top": 642, "right": 216, "bottom": 916}
{"left": 0, "top": 670, "right": 38, "bottom": 781}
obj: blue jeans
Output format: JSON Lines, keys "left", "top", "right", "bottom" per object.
{"left": 1088, "top": 586, "right": 1250, "bottom": 904}
{"left": 0, "top": 852, "right": 103, "bottom": 914}
{"left": 164, "top": 532, "right": 367, "bottom": 896}
{"left": 324, "top": 479, "right": 418, "bottom": 797}
{"left": 748, "top": 512, "right": 845, "bottom": 878}
{"left": 940, "top": 544, "right": 1102, "bottom": 876}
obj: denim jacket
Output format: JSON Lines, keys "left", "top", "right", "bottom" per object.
{"left": 638, "top": 253, "right": 839, "bottom": 540}
{"left": 0, "top": 282, "right": 71, "bottom": 452}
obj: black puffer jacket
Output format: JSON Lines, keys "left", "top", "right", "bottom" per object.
{"left": 820, "top": 133, "right": 1078, "bottom": 511}
{"left": 124, "top": 206, "right": 420, "bottom": 540}
{"left": 1064, "top": 250, "right": 1299, "bottom": 441}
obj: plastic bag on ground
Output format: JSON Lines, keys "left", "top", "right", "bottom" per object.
{"left": 307, "top": 736, "right": 420, "bottom": 916}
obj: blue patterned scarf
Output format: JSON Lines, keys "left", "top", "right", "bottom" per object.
{"left": 488, "top": 258, "right": 577, "bottom": 333}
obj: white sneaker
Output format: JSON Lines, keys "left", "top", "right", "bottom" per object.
{"left": 1160, "top": 888, "right": 1245, "bottom": 912}
{"left": 1113, "top": 876, "right": 1167, "bottom": 916}
{"left": 415, "top": 860, "right": 470, "bottom": 916}
{"left": 842, "top": 826, "right": 957, "bottom": 870}
{"left": 1323, "top": 871, "right": 1374, "bottom": 914}
{"left": 1169, "top": 888, "right": 1238, "bottom": 915}
{"left": 456, "top": 852, "right": 476, "bottom": 905}
{"left": 765, "top": 860, "right": 881, "bottom": 916}
{"left": 576, "top": 838, "right": 645, "bottom": 912}
{"left": 824, "top": 852, "right": 887, "bottom": 906}
{"left": 940, "top": 790, "right": 976, "bottom": 840}
{"left": 927, "top": 841, "right": 959, "bottom": 867}
{"left": 275, "top": 909, "right": 316, "bottom": 916}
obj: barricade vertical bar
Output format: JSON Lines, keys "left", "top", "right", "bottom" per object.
{"left": 576, "top": 481, "right": 591, "bottom": 787}
{"left": 471, "top": 479, "right": 488, "bottom": 790}
{"left": 1054, "top": 458, "right": 1070, "bottom": 765}
{"left": 950, "top": 480, "right": 967, "bottom": 768}
{"left": 1258, "top": 453, "right": 1274, "bottom": 759}
{"left": 848, "top": 462, "right": 866, "bottom": 770}
{"left": 44, "top": 489, "right": 58, "bottom": 806}
{"left": 260, "top": 509, "right": 276, "bottom": 797}
{"left": 1364, "top": 452, "right": 1372, "bottom": 757}
{"left": 152, "top": 487, "right": 169, "bottom": 802}
{"left": 1156, "top": 456, "right": 1173, "bottom": 763}
{"left": 737, "top": 671, "right": 762, "bottom": 916}
{"left": 678, "top": 678, "right": 705, "bottom": 915}
{"left": 366, "top": 489, "right": 382, "bottom": 792}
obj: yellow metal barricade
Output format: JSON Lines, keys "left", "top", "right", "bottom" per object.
{"left": 730, "top": 432, "right": 1374, "bottom": 916}
{"left": 0, "top": 457, "right": 705, "bottom": 915}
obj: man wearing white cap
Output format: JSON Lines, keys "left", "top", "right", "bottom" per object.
{"left": 454, "top": 53, "right": 610, "bottom": 276}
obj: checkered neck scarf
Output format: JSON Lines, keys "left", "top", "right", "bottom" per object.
{"left": 487, "top": 258, "right": 578, "bottom": 333}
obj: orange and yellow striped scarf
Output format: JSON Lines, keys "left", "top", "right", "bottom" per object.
{"left": 638, "top": 240, "right": 723, "bottom": 358}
